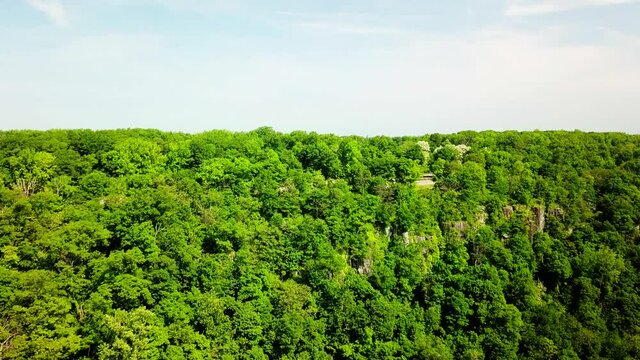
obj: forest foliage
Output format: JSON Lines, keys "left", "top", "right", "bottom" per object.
{"left": 0, "top": 128, "right": 639, "bottom": 359}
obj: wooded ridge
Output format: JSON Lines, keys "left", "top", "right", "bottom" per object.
{"left": 0, "top": 129, "right": 639, "bottom": 359}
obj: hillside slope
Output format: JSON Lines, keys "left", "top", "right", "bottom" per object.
{"left": 1, "top": 129, "right": 639, "bottom": 359}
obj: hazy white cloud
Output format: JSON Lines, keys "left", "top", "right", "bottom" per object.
{"left": 1, "top": 25, "right": 639, "bottom": 135}
{"left": 293, "top": 21, "right": 411, "bottom": 35}
{"left": 2, "top": 1, "right": 640, "bottom": 134}
{"left": 96, "top": 0, "right": 246, "bottom": 12}
{"left": 505, "top": 0, "right": 640, "bottom": 16}
{"left": 355, "top": 27, "right": 640, "bottom": 133}
{"left": 25, "top": 0, "right": 68, "bottom": 26}
{"left": 280, "top": 11, "right": 419, "bottom": 36}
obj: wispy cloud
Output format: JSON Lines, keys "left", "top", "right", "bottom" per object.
{"left": 25, "top": 0, "right": 68, "bottom": 26}
{"left": 505, "top": 0, "right": 640, "bottom": 16}
{"left": 279, "top": 11, "right": 418, "bottom": 36}
{"left": 4, "top": 2, "right": 640, "bottom": 134}
{"left": 293, "top": 21, "right": 412, "bottom": 35}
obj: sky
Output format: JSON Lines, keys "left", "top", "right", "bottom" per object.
{"left": 0, "top": 0, "right": 639, "bottom": 136}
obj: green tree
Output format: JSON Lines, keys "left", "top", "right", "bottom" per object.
{"left": 98, "top": 307, "right": 169, "bottom": 360}
{"left": 8, "top": 149, "right": 56, "bottom": 196}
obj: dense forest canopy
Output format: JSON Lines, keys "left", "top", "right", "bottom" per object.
{"left": 0, "top": 129, "right": 639, "bottom": 359}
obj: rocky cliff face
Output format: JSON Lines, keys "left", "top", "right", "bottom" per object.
{"left": 533, "top": 205, "right": 545, "bottom": 232}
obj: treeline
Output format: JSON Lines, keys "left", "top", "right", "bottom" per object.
{"left": 0, "top": 128, "right": 639, "bottom": 359}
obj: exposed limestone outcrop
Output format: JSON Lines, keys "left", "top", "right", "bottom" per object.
{"left": 527, "top": 205, "right": 546, "bottom": 240}
{"left": 452, "top": 221, "right": 469, "bottom": 232}
{"left": 356, "top": 258, "right": 373, "bottom": 275}
{"left": 476, "top": 206, "right": 487, "bottom": 225}
{"left": 402, "top": 231, "right": 433, "bottom": 246}
{"left": 548, "top": 207, "right": 564, "bottom": 219}
{"left": 532, "top": 205, "right": 545, "bottom": 233}
{"left": 503, "top": 205, "right": 514, "bottom": 218}
{"left": 416, "top": 173, "right": 435, "bottom": 187}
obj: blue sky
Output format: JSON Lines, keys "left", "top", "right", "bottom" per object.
{"left": 1, "top": 0, "right": 639, "bottom": 135}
